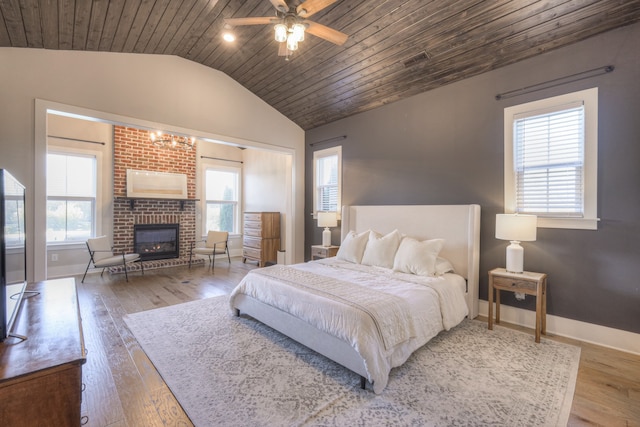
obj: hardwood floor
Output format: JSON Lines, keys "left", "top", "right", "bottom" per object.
{"left": 75, "top": 259, "right": 640, "bottom": 426}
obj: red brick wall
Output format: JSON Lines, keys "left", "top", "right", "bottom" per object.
{"left": 112, "top": 126, "right": 196, "bottom": 257}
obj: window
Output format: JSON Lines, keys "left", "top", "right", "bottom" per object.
{"left": 4, "top": 182, "right": 25, "bottom": 248}
{"left": 504, "top": 88, "right": 598, "bottom": 229}
{"left": 313, "top": 146, "right": 342, "bottom": 215}
{"left": 46, "top": 152, "right": 97, "bottom": 242}
{"left": 204, "top": 167, "right": 240, "bottom": 233}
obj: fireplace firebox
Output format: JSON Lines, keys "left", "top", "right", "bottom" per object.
{"left": 134, "top": 224, "right": 180, "bottom": 261}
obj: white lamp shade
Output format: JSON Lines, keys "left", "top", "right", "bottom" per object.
{"left": 495, "top": 214, "right": 537, "bottom": 242}
{"left": 317, "top": 211, "right": 338, "bottom": 228}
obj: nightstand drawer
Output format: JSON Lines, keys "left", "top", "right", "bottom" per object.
{"left": 492, "top": 276, "right": 537, "bottom": 292}
{"left": 310, "top": 245, "right": 339, "bottom": 260}
{"left": 311, "top": 247, "right": 326, "bottom": 258}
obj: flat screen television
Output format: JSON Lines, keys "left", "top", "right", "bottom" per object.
{"left": 0, "top": 169, "right": 27, "bottom": 341}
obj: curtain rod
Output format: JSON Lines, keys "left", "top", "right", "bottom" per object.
{"left": 309, "top": 135, "right": 347, "bottom": 146}
{"left": 495, "top": 65, "right": 614, "bottom": 101}
{"left": 47, "top": 135, "right": 106, "bottom": 145}
{"left": 200, "top": 155, "right": 243, "bottom": 164}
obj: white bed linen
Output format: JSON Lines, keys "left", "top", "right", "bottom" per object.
{"left": 229, "top": 258, "right": 468, "bottom": 393}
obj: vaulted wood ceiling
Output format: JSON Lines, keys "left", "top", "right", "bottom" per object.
{"left": 2, "top": 1, "right": 639, "bottom": 130}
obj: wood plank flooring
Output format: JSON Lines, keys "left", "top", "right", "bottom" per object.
{"left": 75, "top": 259, "right": 639, "bottom": 426}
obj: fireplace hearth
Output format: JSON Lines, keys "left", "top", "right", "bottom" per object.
{"left": 134, "top": 224, "right": 180, "bottom": 261}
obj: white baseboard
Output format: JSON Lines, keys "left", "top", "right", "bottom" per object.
{"left": 47, "top": 263, "right": 88, "bottom": 279}
{"left": 479, "top": 300, "right": 640, "bottom": 355}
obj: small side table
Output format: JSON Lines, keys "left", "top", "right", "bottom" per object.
{"left": 488, "top": 268, "right": 547, "bottom": 343}
{"left": 311, "top": 245, "right": 339, "bottom": 260}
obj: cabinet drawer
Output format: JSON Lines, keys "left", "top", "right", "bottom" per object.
{"left": 244, "top": 228, "right": 263, "bottom": 238}
{"left": 243, "top": 247, "right": 261, "bottom": 260}
{"left": 244, "top": 213, "right": 263, "bottom": 222}
{"left": 243, "top": 236, "right": 262, "bottom": 249}
{"left": 244, "top": 219, "right": 262, "bottom": 230}
{"left": 492, "top": 276, "right": 537, "bottom": 292}
{"left": 311, "top": 246, "right": 326, "bottom": 257}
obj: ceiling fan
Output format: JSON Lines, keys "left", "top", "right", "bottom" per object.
{"left": 224, "top": 0, "right": 348, "bottom": 58}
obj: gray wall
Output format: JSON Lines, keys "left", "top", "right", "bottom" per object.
{"left": 305, "top": 22, "right": 640, "bottom": 334}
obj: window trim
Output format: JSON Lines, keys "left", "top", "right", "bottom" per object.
{"left": 46, "top": 148, "right": 102, "bottom": 244}
{"left": 201, "top": 164, "right": 242, "bottom": 235}
{"left": 504, "top": 87, "right": 598, "bottom": 230}
{"left": 312, "top": 145, "right": 342, "bottom": 218}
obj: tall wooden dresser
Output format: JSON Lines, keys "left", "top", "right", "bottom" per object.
{"left": 243, "top": 212, "right": 280, "bottom": 267}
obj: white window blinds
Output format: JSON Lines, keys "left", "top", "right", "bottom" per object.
{"left": 316, "top": 153, "right": 339, "bottom": 212}
{"left": 513, "top": 101, "right": 585, "bottom": 217}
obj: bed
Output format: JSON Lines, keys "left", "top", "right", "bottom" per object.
{"left": 230, "top": 204, "right": 481, "bottom": 393}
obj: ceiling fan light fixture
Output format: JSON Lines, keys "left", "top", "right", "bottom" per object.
{"left": 274, "top": 24, "right": 287, "bottom": 43}
{"left": 286, "top": 33, "right": 299, "bottom": 51}
{"left": 292, "top": 23, "right": 305, "bottom": 42}
{"left": 229, "top": 0, "right": 348, "bottom": 59}
{"left": 222, "top": 32, "right": 236, "bottom": 42}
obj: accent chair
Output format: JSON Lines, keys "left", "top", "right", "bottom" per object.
{"left": 82, "top": 236, "right": 143, "bottom": 283}
{"left": 189, "top": 231, "right": 231, "bottom": 269}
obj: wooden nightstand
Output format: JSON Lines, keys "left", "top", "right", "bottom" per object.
{"left": 311, "top": 245, "right": 339, "bottom": 260}
{"left": 488, "top": 268, "right": 548, "bottom": 343}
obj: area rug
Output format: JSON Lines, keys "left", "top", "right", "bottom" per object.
{"left": 124, "top": 296, "right": 580, "bottom": 426}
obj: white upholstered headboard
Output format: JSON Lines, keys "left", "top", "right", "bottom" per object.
{"left": 341, "top": 205, "right": 481, "bottom": 318}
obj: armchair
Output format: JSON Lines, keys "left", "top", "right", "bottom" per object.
{"left": 189, "top": 231, "right": 230, "bottom": 269}
{"left": 82, "top": 236, "right": 143, "bottom": 283}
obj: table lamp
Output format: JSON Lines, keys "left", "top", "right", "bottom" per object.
{"left": 495, "top": 213, "right": 537, "bottom": 273}
{"left": 317, "top": 211, "right": 338, "bottom": 247}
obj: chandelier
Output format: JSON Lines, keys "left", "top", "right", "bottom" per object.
{"left": 149, "top": 131, "right": 196, "bottom": 151}
{"left": 274, "top": 15, "right": 306, "bottom": 52}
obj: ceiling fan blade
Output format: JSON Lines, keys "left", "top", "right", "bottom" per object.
{"left": 297, "top": 0, "right": 338, "bottom": 18}
{"left": 224, "top": 17, "right": 275, "bottom": 26}
{"left": 305, "top": 21, "right": 348, "bottom": 46}
{"left": 270, "top": 0, "right": 288, "bottom": 13}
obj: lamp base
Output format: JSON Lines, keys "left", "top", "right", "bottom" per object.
{"left": 505, "top": 240, "right": 524, "bottom": 273}
{"left": 322, "top": 227, "right": 332, "bottom": 247}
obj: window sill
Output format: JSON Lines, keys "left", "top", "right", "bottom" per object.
{"left": 537, "top": 217, "right": 598, "bottom": 230}
{"left": 47, "top": 242, "right": 87, "bottom": 250}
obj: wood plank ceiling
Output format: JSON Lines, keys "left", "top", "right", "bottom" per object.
{"left": 1, "top": 0, "right": 639, "bottom": 130}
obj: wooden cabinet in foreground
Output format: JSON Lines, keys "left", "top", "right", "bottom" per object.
{"left": 0, "top": 278, "right": 86, "bottom": 426}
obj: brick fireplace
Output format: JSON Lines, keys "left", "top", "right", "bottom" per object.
{"left": 112, "top": 126, "right": 200, "bottom": 268}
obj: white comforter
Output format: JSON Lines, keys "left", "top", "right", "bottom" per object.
{"left": 229, "top": 258, "right": 468, "bottom": 393}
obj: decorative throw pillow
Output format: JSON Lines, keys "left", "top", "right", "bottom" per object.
{"left": 336, "top": 230, "right": 370, "bottom": 263}
{"left": 361, "top": 229, "right": 401, "bottom": 269}
{"left": 393, "top": 237, "right": 445, "bottom": 276}
{"left": 435, "top": 256, "right": 455, "bottom": 275}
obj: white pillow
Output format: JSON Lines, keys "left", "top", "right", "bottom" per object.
{"left": 435, "top": 256, "right": 455, "bottom": 275}
{"left": 393, "top": 237, "right": 445, "bottom": 276}
{"left": 361, "top": 229, "right": 401, "bottom": 269}
{"left": 336, "top": 230, "right": 370, "bottom": 263}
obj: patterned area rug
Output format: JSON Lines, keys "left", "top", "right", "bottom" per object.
{"left": 124, "top": 296, "right": 580, "bottom": 426}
